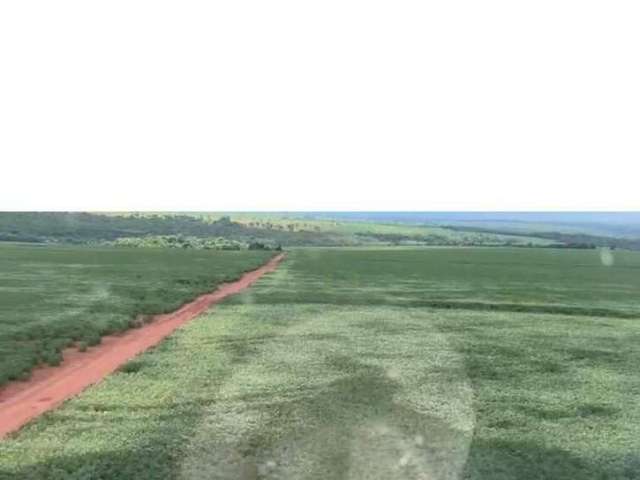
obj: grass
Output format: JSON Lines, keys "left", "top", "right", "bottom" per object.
{"left": 0, "top": 243, "right": 273, "bottom": 386}
{"left": 1, "top": 247, "right": 640, "bottom": 479}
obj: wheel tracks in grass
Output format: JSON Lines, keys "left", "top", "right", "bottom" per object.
{"left": 178, "top": 305, "right": 475, "bottom": 480}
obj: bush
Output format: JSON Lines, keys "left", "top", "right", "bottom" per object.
{"left": 40, "top": 349, "right": 63, "bottom": 367}
{"left": 110, "top": 235, "right": 246, "bottom": 250}
{"left": 83, "top": 333, "right": 102, "bottom": 347}
{"left": 118, "top": 359, "right": 145, "bottom": 374}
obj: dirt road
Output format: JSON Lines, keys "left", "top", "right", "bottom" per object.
{"left": 0, "top": 253, "right": 285, "bottom": 438}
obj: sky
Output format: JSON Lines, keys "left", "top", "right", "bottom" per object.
{"left": 1, "top": 1, "right": 639, "bottom": 211}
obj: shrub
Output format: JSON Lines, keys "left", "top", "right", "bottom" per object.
{"left": 118, "top": 359, "right": 145, "bottom": 374}
{"left": 40, "top": 349, "right": 63, "bottom": 367}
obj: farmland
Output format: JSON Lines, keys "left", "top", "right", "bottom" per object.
{"left": 0, "top": 243, "right": 272, "bottom": 385}
{"left": 192, "top": 212, "right": 556, "bottom": 247}
{"left": 1, "top": 212, "right": 556, "bottom": 248}
{"left": 1, "top": 247, "right": 639, "bottom": 479}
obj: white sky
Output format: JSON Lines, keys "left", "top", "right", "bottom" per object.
{"left": 1, "top": 1, "right": 638, "bottom": 211}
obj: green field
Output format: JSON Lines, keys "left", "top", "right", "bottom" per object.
{"left": 1, "top": 247, "right": 639, "bottom": 479}
{"left": 0, "top": 243, "right": 272, "bottom": 385}
{"left": 263, "top": 247, "right": 640, "bottom": 317}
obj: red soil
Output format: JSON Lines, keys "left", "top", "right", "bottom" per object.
{"left": 0, "top": 253, "right": 285, "bottom": 439}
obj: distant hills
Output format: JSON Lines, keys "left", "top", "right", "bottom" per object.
{"left": 1, "top": 211, "right": 639, "bottom": 249}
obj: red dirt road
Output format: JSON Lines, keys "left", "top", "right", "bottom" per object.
{"left": 0, "top": 253, "right": 285, "bottom": 439}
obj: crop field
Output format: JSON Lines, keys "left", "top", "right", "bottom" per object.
{"left": 0, "top": 243, "right": 272, "bottom": 385}
{"left": 1, "top": 247, "right": 640, "bottom": 479}
{"left": 270, "top": 247, "right": 640, "bottom": 317}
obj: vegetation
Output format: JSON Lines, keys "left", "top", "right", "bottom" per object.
{"left": 293, "top": 212, "right": 640, "bottom": 239}
{"left": 0, "top": 212, "right": 556, "bottom": 248}
{"left": 0, "top": 213, "right": 264, "bottom": 244}
{"left": 445, "top": 225, "right": 640, "bottom": 250}
{"left": 0, "top": 243, "right": 272, "bottom": 386}
{"left": 106, "top": 235, "right": 245, "bottom": 250}
{"left": 238, "top": 212, "right": 640, "bottom": 250}
{"left": 1, "top": 247, "right": 639, "bottom": 479}
{"left": 254, "top": 247, "right": 640, "bottom": 318}
{"left": 5, "top": 212, "right": 640, "bottom": 250}
{"left": 210, "top": 212, "right": 556, "bottom": 247}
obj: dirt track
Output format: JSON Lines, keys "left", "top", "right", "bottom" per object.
{"left": 0, "top": 253, "right": 285, "bottom": 439}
